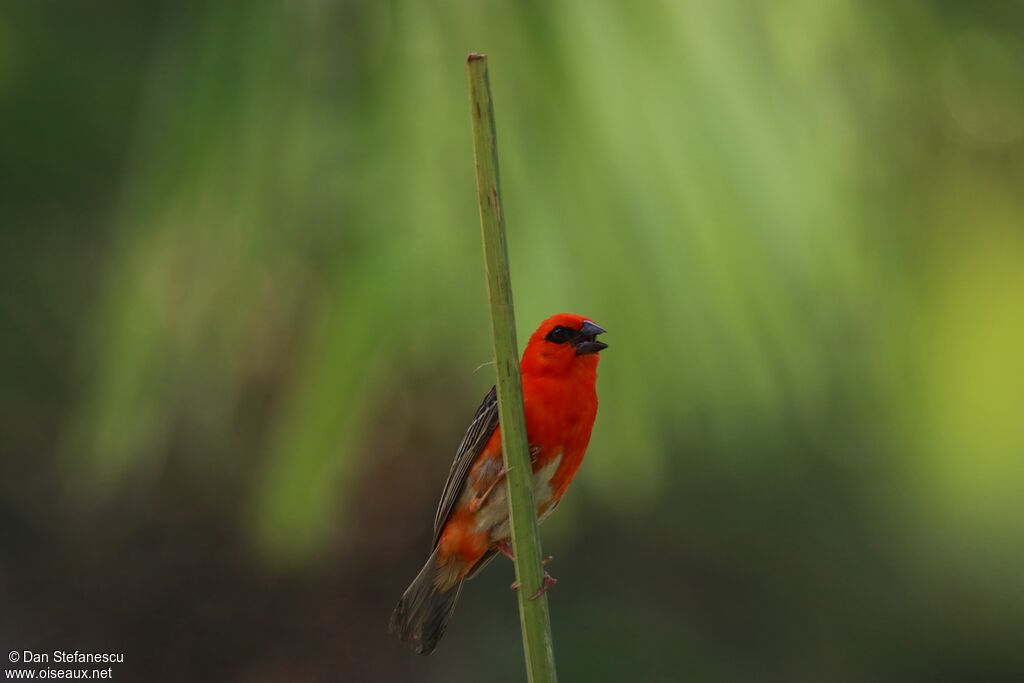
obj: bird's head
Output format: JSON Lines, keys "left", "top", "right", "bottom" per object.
{"left": 522, "top": 313, "right": 607, "bottom": 375}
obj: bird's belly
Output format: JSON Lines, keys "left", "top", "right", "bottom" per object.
{"left": 474, "top": 452, "right": 562, "bottom": 542}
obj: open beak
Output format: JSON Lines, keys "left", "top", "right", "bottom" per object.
{"left": 574, "top": 320, "right": 608, "bottom": 356}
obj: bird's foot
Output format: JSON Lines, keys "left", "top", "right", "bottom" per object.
{"left": 510, "top": 570, "right": 558, "bottom": 599}
{"left": 531, "top": 571, "right": 559, "bottom": 599}
{"left": 468, "top": 467, "right": 510, "bottom": 513}
{"left": 497, "top": 541, "right": 553, "bottom": 567}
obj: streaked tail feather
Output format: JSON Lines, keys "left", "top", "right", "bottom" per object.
{"left": 389, "top": 550, "right": 464, "bottom": 655}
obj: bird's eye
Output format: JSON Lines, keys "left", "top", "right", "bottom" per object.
{"left": 545, "top": 325, "right": 575, "bottom": 344}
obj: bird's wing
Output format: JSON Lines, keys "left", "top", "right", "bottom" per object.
{"left": 465, "top": 549, "right": 498, "bottom": 580}
{"left": 431, "top": 386, "right": 499, "bottom": 548}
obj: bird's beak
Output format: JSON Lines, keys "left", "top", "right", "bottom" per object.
{"left": 574, "top": 320, "right": 608, "bottom": 355}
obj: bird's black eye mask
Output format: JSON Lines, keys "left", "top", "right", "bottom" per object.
{"left": 544, "top": 321, "right": 608, "bottom": 355}
{"left": 545, "top": 325, "right": 575, "bottom": 344}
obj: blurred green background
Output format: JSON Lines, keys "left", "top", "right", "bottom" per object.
{"left": 3, "top": 1, "right": 1024, "bottom": 681}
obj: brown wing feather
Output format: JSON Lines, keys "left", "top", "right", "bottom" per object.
{"left": 430, "top": 386, "right": 499, "bottom": 548}
{"left": 465, "top": 549, "right": 498, "bottom": 580}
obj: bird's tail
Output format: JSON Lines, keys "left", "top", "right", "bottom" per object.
{"left": 389, "top": 549, "right": 464, "bottom": 655}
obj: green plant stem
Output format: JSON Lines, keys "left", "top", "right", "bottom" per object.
{"left": 466, "top": 53, "right": 558, "bottom": 683}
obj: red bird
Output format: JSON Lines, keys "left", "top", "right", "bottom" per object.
{"left": 390, "top": 313, "right": 607, "bottom": 654}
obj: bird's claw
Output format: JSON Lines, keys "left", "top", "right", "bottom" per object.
{"left": 502, "top": 544, "right": 556, "bottom": 597}
{"left": 469, "top": 468, "right": 510, "bottom": 512}
{"left": 510, "top": 570, "right": 558, "bottom": 599}
{"left": 531, "top": 571, "right": 558, "bottom": 599}
{"left": 498, "top": 543, "right": 553, "bottom": 566}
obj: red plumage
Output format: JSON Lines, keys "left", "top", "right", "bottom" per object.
{"left": 390, "top": 313, "right": 607, "bottom": 654}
